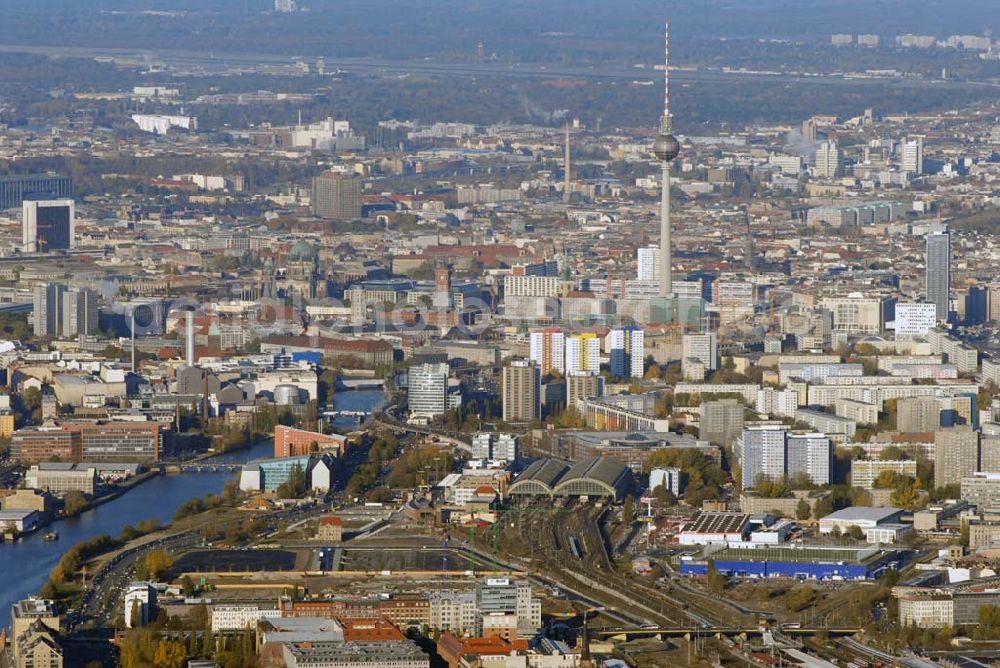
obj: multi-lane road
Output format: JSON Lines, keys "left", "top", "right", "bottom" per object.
{"left": 71, "top": 531, "right": 201, "bottom": 630}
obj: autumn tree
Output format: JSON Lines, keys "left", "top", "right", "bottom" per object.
{"left": 63, "top": 490, "right": 89, "bottom": 516}
{"left": 795, "top": 498, "right": 811, "bottom": 521}
{"left": 975, "top": 604, "right": 1000, "bottom": 641}
{"left": 622, "top": 496, "right": 635, "bottom": 523}
{"left": 188, "top": 602, "right": 209, "bottom": 631}
{"left": 879, "top": 445, "right": 911, "bottom": 461}
{"left": 890, "top": 477, "right": 923, "bottom": 511}
{"left": 706, "top": 560, "right": 726, "bottom": 594}
{"left": 753, "top": 474, "right": 791, "bottom": 499}
{"left": 652, "top": 485, "right": 677, "bottom": 506}
{"left": 644, "top": 447, "right": 725, "bottom": 506}
{"left": 276, "top": 463, "right": 307, "bottom": 499}
{"left": 137, "top": 549, "right": 174, "bottom": 581}
{"left": 153, "top": 639, "right": 187, "bottom": 668}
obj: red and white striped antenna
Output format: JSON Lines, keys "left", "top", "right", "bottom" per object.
{"left": 662, "top": 18, "right": 672, "bottom": 131}
{"left": 664, "top": 18, "right": 670, "bottom": 119}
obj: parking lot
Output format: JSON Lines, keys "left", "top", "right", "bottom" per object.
{"left": 172, "top": 548, "right": 298, "bottom": 573}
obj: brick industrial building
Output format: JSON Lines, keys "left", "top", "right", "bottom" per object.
{"left": 11, "top": 422, "right": 166, "bottom": 463}
{"left": 274, "top": 425, "right": 346, "bottom": 458}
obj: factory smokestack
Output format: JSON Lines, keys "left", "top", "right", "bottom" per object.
{"left": 185, "top": 310, "right": 195, "bottom": 366}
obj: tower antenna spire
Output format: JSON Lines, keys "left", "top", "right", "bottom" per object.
{"left": 653, "top": 18, "right": 680, "bottom": 299}
{"left": 663, "top": 17, "right": 672, "bottom": 132}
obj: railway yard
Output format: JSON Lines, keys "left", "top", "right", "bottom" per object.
{"left": 495, "top": 499, "right": 764, "bottom": 629}
{"left": 76, "top": 492, "right": 945, "bottom": 667}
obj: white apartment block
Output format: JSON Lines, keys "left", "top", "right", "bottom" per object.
{"left": 637, "top": 246, "right": 659, "bottom": 282}
{"left": 984, "top": 357, "right": 1000, "bottom": 386}
{"left": 898, "top": 595, "right": 954, "bottom": 629}
{"left": 212, "top": 605, "right": 281, "bottom": 632}
{"left": 529, "top": 329, "right": 565, "bottom": 374}
{"left": 650, "top": 467, "right": 682, "bottom": 495}
{"left": 124, "top": 583, "right": 157, "bottom": 628}
{"left": 814, "top": 141, "right": 840, "bottom": 178}
{"left": 787, "top": 433, "right": 832, "bottom": 486}
{"left": 682, "top": 333, "right": 718, "bottom": 380}
{"left": 819, "top": 294, "right": 887, "bottom": 334}
{"left": 607, "top": 327, "right": 644, "bottom": 378}
{"left": 834, "top": 398, "right": 878, "bottom": 425}
{"left": 565, "top": 335, "right": 600, "bottom": 374}
{"left": 428, "top": 591, "right": 478, "bottom": 635}
{"left": 756, "top": 388, "right": 799, "bottom": 418}
{"left": 778, "top": 362, "right": 863, "bottom": 384}
{"left": 737, "top": 425, "right": 789, "bottom": 488}
{"left": 504, "top": 275, "right": 560, "bottom": 298}
{"left": 901, "top": 138, "right": 924, "bottom": 175}
{"left": 795, "top": 408, "right": 856, "bottom": 440}
{"left": 895, "top": 302, "right": 937, "bottom": 337}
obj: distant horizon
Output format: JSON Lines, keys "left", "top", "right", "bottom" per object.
{"left": 10, "top": 0, "right": 1000, "bottom": 43}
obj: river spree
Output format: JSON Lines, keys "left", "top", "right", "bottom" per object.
{"left": 329, "top": 389, "right": 386, "bottom": 430}
{"left": 0, "top": 388, "right": 385, "bottom": 620}
{"left": 0, "top": 439, "right": 272, "bottom": 624}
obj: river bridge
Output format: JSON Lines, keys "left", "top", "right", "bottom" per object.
{"left": 165, "top": 463, "right": 244, "bottom": 473}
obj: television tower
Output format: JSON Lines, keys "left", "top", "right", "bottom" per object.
{"left": 653, "top": 19, "right": 680, "bottom": 298}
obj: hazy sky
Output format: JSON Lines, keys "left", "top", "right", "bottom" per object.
{"left": 16, "top": 0, "right": 1000, "bottom": 39}
{"left": 3, "top": 0, "right": 1000, "bottom": 63}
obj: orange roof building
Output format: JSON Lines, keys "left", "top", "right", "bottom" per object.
{"left": 340, "top": 618, "right": 405, "bottom": 642}
{"left": 436, "top": 633, "right": 528, "bottom": 668}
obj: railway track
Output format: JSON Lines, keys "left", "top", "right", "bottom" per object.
{"left": 569, "top": 503, "right": 752, "bottom": 628}
{"left": 499, "top": 501, "right": 759, "bottom": 630}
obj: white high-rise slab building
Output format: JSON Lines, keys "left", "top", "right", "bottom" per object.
{"left": 637, "top": 246, "right": 660, "bottom": 282}
{"left": 408, "top": 363, "right": 449, "bottom": 419}
{"left": 608, "top": 326, "right": 644, "bottom": 378}
{"left": 814, "top": 140, "right": 840, "bottom": 178}
{"left": 737, "top": 425, "right": 789, "bottom": 488}
{"left": 787, "top": 433, "right": 832, "bottom": 486}
{"left": 682, "top": 333, "right": 718, "bottom": 372}
{"left": 565, "top": 334, "right": 600, "bottom": 374}
{"left": 737, "top": 426, "right": 831, "bottom": 488}
{"left": 902, "top": 138, "right": 924, "bottom": 175}
{"left": 895, "top": 302, "right": 937, "bottom": 337}
{"left": 756, "top": 388, "right": 799, "bottom": 418}
{"left": 124, "top": 582, "right": 157, "bottom": 628}
{"left": 528, "top": 329, "right": 565, "bottom": 374}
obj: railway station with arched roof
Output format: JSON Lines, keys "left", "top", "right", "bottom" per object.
{"left": 507, "top": 458, "right": 569, "bottom": 498}
{"left": 507, "top": 456, "right": 632, "bottom": 502}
